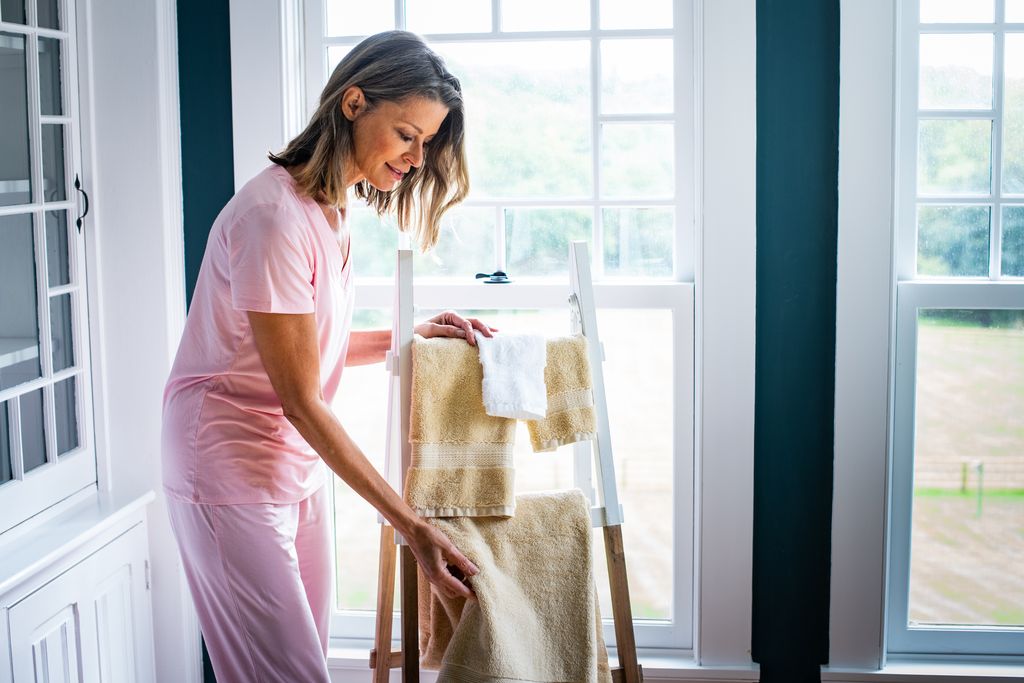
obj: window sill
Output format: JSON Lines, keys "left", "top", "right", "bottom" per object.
{"left": 822, "top": 659, "right": 1024, "bottom": 682}
{"left": 327, "top": 643, "right": 760, "bottom": 682}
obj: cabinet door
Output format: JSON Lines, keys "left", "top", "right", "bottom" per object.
{"left": 8, "top": 523, "right": 155, "bottom": 683}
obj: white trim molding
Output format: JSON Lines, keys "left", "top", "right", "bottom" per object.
{"left": 694, "top": 0, "right": 756, "bottom": 667}
{"left": 229, "top": 0, "right": 306, "bottom": 189}
{"left": 829, "top": 0, "right": 899, "bottom": 670}
{"left": 76, "top": 0, "right": 199, "bottom": 680}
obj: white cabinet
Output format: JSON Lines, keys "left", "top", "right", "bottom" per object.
{"left": 0, "top": 493, "right": 156, "bottom": 683}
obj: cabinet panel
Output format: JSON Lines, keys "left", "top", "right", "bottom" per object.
{"left": 8, "top": 524, "right": 153, "bottom": 683}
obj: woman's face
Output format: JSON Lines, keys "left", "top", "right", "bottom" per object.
{"left": 345, "top": 89, "right": 450, "bottom": 191}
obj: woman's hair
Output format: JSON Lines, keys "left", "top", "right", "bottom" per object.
{"left": 269, "top": 31, "right": 469, "bottom": 250}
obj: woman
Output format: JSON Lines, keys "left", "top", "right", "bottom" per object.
{"left": 162, "top": 31, "right": 488, "bottom": 682}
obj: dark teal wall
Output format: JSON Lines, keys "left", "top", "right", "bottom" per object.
{"left": 177, "top": 0, "right": 234, "bottom": 308}
{"left": 753, "top": 1, "right": 839, "bottom": 681}
{"left": 176, "top": 3, "right": 233, "bottom": 680}
{"left": 174, "top": 3, "right": 842, "bottom": 681}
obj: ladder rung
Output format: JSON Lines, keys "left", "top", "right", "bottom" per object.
{"left": 610, "top": 664, "right": 644, "bottom": 683}
{"left": 368, "top": 648, "right": 402, "bottom": 670}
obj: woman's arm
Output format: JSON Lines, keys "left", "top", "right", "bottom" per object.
{"left": 247, "top": 310, "right": 479, "bottom": 600}
{"left": 345, "top": 311, "right": 498, "bottom": 366}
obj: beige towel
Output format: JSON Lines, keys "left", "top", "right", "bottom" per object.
{"left": 418, "top": 490, "right": 612, "bottom": 683}
{"left": 527, "top": 336, "right": 598, "bottom": 453}
{"left": 406, "top": 336, "right": 518, "bottom": 517}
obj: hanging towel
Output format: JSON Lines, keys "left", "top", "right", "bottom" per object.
{"left": 418, "top": 489, "right": 612, "bottom": 683}
{"left": 527, "top": 335, "right": 598, "bottom": 452}
{"left": 406, "top": 336, "right": 518, "bottom": 518}
{"left": 473, "top": 331, "right": 548, "bottom": 420}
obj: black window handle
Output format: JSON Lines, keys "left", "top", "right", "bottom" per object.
{"left": 74, "top": 174, "right": 89, "bottom": 232}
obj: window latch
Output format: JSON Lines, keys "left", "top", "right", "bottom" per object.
{"left": 475, "top": 270, "right": 511, "bottom": 284}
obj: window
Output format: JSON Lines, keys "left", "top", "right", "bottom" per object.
{"left": 0, "top": 0, "right": 96, "bottom": 534}
{"left": 889, "top": 0, "right": 1024, "bottom": 656}
{"left": 305, "top": 0, "right": 695, "bottom": 650}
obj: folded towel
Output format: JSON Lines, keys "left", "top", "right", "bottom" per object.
{"left": 527, "top": 336, "right": 598, "bottom": 452}
{"left": 406, "top": 336, "right": 518, "bottom": 518}
{"left": 418, "top": 490, "right": 612, "bottom": 683}
{"left": 474, "top": 331, "right": 548, "bottom": 420}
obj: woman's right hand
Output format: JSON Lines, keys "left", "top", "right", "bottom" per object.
{"left": 406, "top": 521, "right": 480, "bottom": 600}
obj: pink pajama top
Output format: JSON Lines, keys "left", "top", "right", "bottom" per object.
{"left": 162, "top": 164, "right": 354, "bottom": 504}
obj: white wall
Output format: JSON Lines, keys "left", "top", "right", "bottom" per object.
{"left": 78, "top": 0, "right": 200, "bottom": 680}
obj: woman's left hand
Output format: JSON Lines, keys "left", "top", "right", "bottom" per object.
{"left": 414, "top": 310, "right": 496, "bottom": 346}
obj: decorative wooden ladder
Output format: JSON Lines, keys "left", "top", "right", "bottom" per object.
{"left": 369, "top": 241, "right": 643, "bottom": 683}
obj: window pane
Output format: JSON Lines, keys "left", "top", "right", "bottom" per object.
{"left": 601, "top": 39, "right": 673, "bottom": 115}
{"left": 917, "top": 119, "right": 991, "bottom": 195}
{"left": 918, "top": 33, "right": 992, "bottom": 110}
{"left": 1008, "top": 0, "right": 1024, "bottom": 22}
{"left": 407, "top": 0, "right": 490, "bottom": 34}
{"left": 45, "top": 210, "right": 70, "bottom": 287}
{"left": 603, "top": 207, "right": 674, "bottom": 277}
{"left": 332, "top": 308, "right": 391, "bottom": 611}
{"left": 1003, "top": 35, "right": 1024, "bottom": 194}
{"left": 326, "top": 45, "right": 350, "bottom": 75}
{"left": 414, "top": 206, "right": 494, "bottom": 278}
{"left": 41, "top": 124, "right": 66, "bottom": 202}
{"left": 593, "top": 309, "right": 674, "bottom": 620}
{"left": 917, "top": 205, "right": 990, "bottom": 276}
{"left": 1, "top": 0, "right": 25, "bottom": 24}
{"left": 38, "top": 37, "right": 62, "bottom": 116}
{"left": 1, "top": 402, "right": 10, "bottom": 484}
{"left": 600, "top": 0, "right": 672, "bottom": 29}
{"left": 53, "top": 376, "right": 77, "bottom": 456}
{"left": 501, "top": 0, "right": 588, "bottom": 31}
{"left": 325, "top": 0, "right": 392, "bottom": 36}
{"left": 919, "top": 0, "right": 994, "bottom": 23}
{"left": 433, "top": 41, "right": 592, "bottom": 199}
{"left": 37, "top": 0, "right": 58, "bottom": 29}
{"left": 50, "top": 293, "right": 74, "bottom": 372}
{"left": 601, "top": 123, "right": 674, "bottom": 199}
{"left": 0, "top": 32, "right": 32, "bottom": 207}
{"left": 0, "top": 214, "right": 42, "bottom": 391}
{"left": 505, "top": 207, "right": 592, "bottom": 277}
{"left": 348, "top": 204, "right": 397, "bottom": 278}
{"left": 21, "top": 388, "right": 46, "bottom": 473}
{"left": 1003, "top": 207, "right": 1024, "bottom": 277}
{"left": 910, "top": 309, "right": 1024, "bottom": 627}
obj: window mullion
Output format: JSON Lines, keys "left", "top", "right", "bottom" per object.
{"left": 991, "top": 2, "right": 1006, "bottom": 279}
{"left": 590, "top": 1, "right": 602, "bottom": 279}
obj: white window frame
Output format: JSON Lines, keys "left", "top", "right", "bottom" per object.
{"left": 0, "top": 0, "right": 99, "bottom": 536}
{"left": 830, "top": 0, "right": 1024, "bottom": 671}
{"left": 229, "top": 0, "right": 755, "bottom": 669}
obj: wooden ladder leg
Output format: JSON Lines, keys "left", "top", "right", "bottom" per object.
{"left": 370, "top": 525, "right": 399, "bottom": 681}
{"left": 604, "top": 525, "right": 642, "bottom": 683}
{"left": 401, "top": 545, "right": 420, "bottom": 682}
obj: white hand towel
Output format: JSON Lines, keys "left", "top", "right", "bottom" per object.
{"left": 474, "top": 331, "right": 548, "bottom": 420}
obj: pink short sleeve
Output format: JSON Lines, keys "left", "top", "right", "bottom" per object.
{"left": 227, "top": 203, "right": 316, "bottom": 314}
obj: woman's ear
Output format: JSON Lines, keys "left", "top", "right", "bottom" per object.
{"left": 340, "top": 86, "right": 366, "bottom": 121}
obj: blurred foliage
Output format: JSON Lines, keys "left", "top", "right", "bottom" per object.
{"left": 505, "top": 207, "right": 591, "bottom": 277}
{"left": 1002, "top": 207, "right": 1024, "bottom": 277}
{"left": 917, "top": 205, "right": 990, "bottom": 276}
{"left": 603, "top": 208, "right": 673, "bottom": 277}
{"left": 919, "top": 309, "right": 1024, "bottom": 329}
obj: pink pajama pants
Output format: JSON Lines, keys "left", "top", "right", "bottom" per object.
{"left": 166, "top": 485, "right": 333, "bottom": 683}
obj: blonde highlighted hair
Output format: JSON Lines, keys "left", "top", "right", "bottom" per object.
{"left": 269, "top": 31, "right": 469, "bottom": 250}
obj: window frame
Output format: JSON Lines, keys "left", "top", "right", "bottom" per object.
{"left": 306, "top": 0, "right": 695, "bottom": 651}
{"left": 0, "top": 0, "right": 99, "bottom": 536}
{"left": 831, "top": 0, "right": 1024, "bottom": 669}
{"left": 228, "top": 0, "right": 757, "bottom": 667}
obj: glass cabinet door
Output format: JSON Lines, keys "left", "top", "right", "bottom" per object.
{"left": 0, "top": 0, "right": 96, "bottom": 534}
